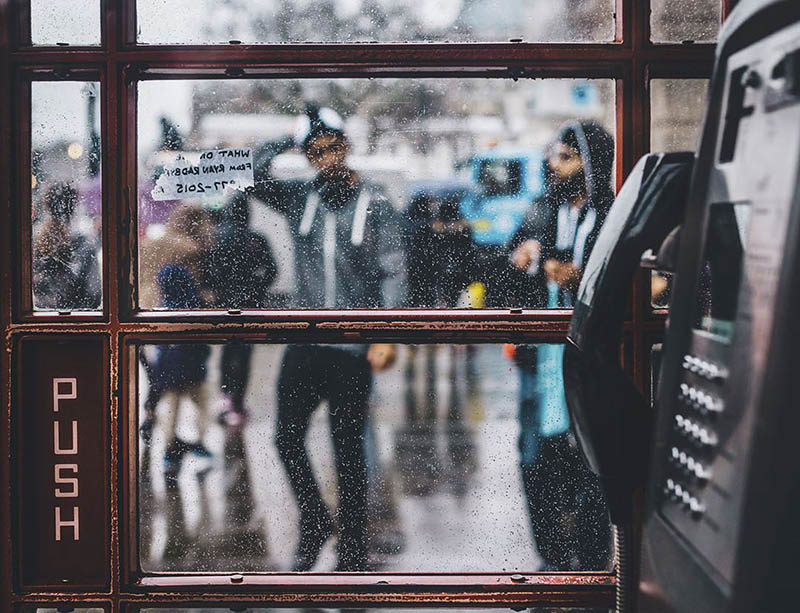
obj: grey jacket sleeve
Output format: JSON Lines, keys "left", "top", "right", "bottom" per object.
{"left": 371, "top": 192, "right": 406, "bottom": 308}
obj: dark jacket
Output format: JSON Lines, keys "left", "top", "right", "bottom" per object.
{"left": 207, "top": 192, "right": 278, "bottom": 309}
{"left": 251, "top": 139, "right": 404, "bottom": 309}
{"left": 153, "top": 264, "right": 210, "bottom": 390}
{"left": 403, "top": 190, "right": 474, "bottom": 307}
{"left": 33, "top": 232, "right": 102, "bottom": 310}
{"left": 508, "top": 120, "right": 615, "bottom": 310}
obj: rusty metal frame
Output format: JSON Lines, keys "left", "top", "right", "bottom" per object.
{"left": 0, "top": 0, "right": 734, "bottom": 611}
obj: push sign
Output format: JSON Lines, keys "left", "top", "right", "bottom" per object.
{"left": 16, "top": 337, "right": 109, "bottom": 590}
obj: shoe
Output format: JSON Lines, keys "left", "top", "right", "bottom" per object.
{"left": 163, "top": 437, "right": 190, "bottom": 476}
{"left": 186, "top": 441, "right": 213, "bottom": 458}
{"left": 219, "top": 407, "right": 247, "bottom": 427}
{"left": 139, "top": 415, "right": 155, "bottom": 443}
{"left": 291, "top": 513, "right": 336, "bottom": 572}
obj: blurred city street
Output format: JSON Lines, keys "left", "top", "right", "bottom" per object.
{"left": 138, "top": 343, "right": 541, "bottom": 572}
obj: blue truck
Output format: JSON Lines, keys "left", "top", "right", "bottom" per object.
{"left": 459, "top": 148, "right": 546, "bottom": 247}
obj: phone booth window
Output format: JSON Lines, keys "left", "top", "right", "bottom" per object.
{"left": 1, "top": 0, "right": 727, "bottom": 611}
{"left": 136, "top": 78, "right": 615, "bottom": 312}
{"left": 135, "top": 342, "right": 613, "bottom": 572}
{"left": 31, "top": 80, "right": 103, "bottom": 312}
{"left": 135, "top": 0, "right": 616, "bottom": 44}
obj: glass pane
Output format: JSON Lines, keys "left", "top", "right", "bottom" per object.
{"left": 650, "top": 79, "right": 708, "bottom": 309}
{"left": 137, "top": 343, "right": 613, "bottom": 572}
{"left": 30, "top": 0, "right": 101, "bottom": 46}
{"left": 652, "top": 271, "right": 674, "bottom": 308}
{"left": 136, "top": 0, "right": 614, "bottom": 44}
{"left": 26, "top": 610, "right": 105, "bottom": 613}
{"left": 139, "top": 608, "right": 600, "bottom": 613}
{"left": 137, "top": 78, "right": 615, "bottom": 310}
{"left": 650, "top": 0, "right": 721, "bottom": 43}
{"left": 650, "top": 79, "right": 709, "bottom": 153}
{"left": 32, "top": 81, "right": 103, "bottom": 311}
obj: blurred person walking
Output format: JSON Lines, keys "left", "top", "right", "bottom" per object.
{"left": 139, "top": 204, "right": 216, "bottom": 474}
{"left": 251, "top": 105, "right": 402, "bottom": 571}
{"left": 33, "top": 182, "right": 101, "bottom": 310}
{"left": 507, "top": 120, "right": 615, "bottom": 571}
{"left": 206, "top": 192, "right": 278, "bottom": 426}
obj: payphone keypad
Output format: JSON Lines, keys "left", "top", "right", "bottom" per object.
{"left": 661, "top": 352, "right": 728, "bottom": 523}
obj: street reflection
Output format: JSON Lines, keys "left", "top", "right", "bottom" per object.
{"left": 138, "top": 343, "right": 610, "bottom": 572}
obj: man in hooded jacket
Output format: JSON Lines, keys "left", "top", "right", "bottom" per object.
{"left": 507, "top": 120, "right": 615, "bottom": 571}
{"left": 250, "top": 105, "right": 401, "bottom": 572}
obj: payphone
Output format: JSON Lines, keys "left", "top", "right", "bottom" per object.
{"left": 640, "top": 1, "right": 800, "bottom": 611}
{"left": 564, "top": 1, "right": 800, "bottom": 611}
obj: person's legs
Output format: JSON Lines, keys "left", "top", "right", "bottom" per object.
{"left": 522, "top": 433, "right": 579, "bottom": 571}
{"left": 517, "top": 366, "right": 540, "bottom": 468}
{"left": 163, "top": 389, "right": 180, "bottom": 443}
{"left": 274, "top": 345, "right": 332, "bottom": 571}
{"left": 139, "top": 350, "right": 162, "bottom": 442}
{"left": 185, "top": 383, "right": 212, "bottom": 457}
{"left": 220, "top": 342, "right": 253, "bottom": 415}
{"left": 327, "top": 349, "right": 372, "bottom": 571}
{"left": 162, "top": 389, "right": 188, "bottom": 474}
{"left": 565, "top": 443, "right": 613, "bottom": 570}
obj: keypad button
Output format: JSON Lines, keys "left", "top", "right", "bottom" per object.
{"left": 690, "top": 497, "right": 704, "bottom": 516}
{"left": 681, "top": 354, "right": 728, "bottom": 383}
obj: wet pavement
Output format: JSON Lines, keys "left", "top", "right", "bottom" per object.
{"left": 138, "top": 344, "right": 542, "bottom": 572}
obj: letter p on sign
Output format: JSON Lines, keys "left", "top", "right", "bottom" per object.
{"left": 53, "top": 378, "right": 77, "bottom": 413}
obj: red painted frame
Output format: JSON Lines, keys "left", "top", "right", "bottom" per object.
{"left": 0, "top": 0, "right": 731, "bottom": 610}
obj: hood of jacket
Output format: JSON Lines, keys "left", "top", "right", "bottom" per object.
{"left": 550, "top": 119, "right": 615, "bottom": 212}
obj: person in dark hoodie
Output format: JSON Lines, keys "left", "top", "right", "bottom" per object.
{"left": 207, "top": 192, "right": 278, "bottom": 426}
{"left": 507, "top": 120, "right": 614, "bottom": 571}
{"left": 250, "top": 105, "right": 401, "bottom": 572}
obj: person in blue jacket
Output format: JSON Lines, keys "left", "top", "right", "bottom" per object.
{"left": 508, "top": 120, "right": 614, "bottom": 571}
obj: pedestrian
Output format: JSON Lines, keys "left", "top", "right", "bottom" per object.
{"left": 206, "top": 191, "right": 278, "bottom": 426}
{"left": 507, "top": 120, "right": 615, "bottom": 571}
{"left": 251, "top": 104, "right": 402, "bottom": 571}
{"left": 33, "top": 182, "right": 101, "bottom": 310}
{"left": 140, "top": 204, "right": 216, "bottom": 473}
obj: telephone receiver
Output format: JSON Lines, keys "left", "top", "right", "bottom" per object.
{"left": 563, "top": 151, "right": 694, "bottom": 523}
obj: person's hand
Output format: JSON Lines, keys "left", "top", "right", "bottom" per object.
{"left": 511, "top": 239, "right": 541, "bottom": 271}
{"left": 367, "top": 343, "right": 397, "bottom": 371}
{"left": 544, "top": 259, "right": 581, "bottom": 289}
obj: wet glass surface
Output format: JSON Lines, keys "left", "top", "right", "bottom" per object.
{"left": 649, "top": 79, "right": 708, "bottom": 309}
{"left": 137, "top": 343, "right": 613, "bottom": 572}
{"left": 652, "top": 271, "right": 673, "bottom": 309}
{"left": 32, "top": 81, "right": 103, "bottom": 311}
{"left": 30, "top": 0, "right": 101, "bottom": 46}
{"left": 650, "top": 79, "right": 709, "bottom": 153}
{"left": 137, "top": 78, "right": 615, "bottom": 311}
{"left": 29, "top": 609, "right": 105, "bottom": 613}
{"left": 139, "top": 607, "right": 598, "bottom": 613}
{"left": 650, "top": 0, "right": 721, "bottom": 44}
{"left": 136, "top": 0, "right": 615, "bottom": 44}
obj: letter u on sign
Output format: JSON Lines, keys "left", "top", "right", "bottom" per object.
{"left": 54, "top": 420, "right": 78, "bottom": 454}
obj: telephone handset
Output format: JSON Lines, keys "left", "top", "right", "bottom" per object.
{"left": 561, "top": 151, "right": 693, "bottom": 613}
{"left": 563, "top": 151, "right": 694, "bottom": 521}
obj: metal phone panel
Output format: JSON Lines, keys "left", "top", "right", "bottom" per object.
{"left": 14, "top": 336, "right": 111, "bottom": 591}
{"left": 642, "top": 16, "right": 800, "bottom": 613}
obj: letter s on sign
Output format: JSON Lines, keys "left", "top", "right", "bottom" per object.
{"left": 55, "top": 464, "right": 79, "bottom": 498}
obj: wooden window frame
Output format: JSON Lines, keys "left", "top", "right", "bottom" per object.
{"left": 0, "top": 0, "right": 734, "bottom": 610}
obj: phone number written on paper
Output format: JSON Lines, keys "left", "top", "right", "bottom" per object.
{"left": 151, "top": 148, "right": 255, "bottom": 201}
